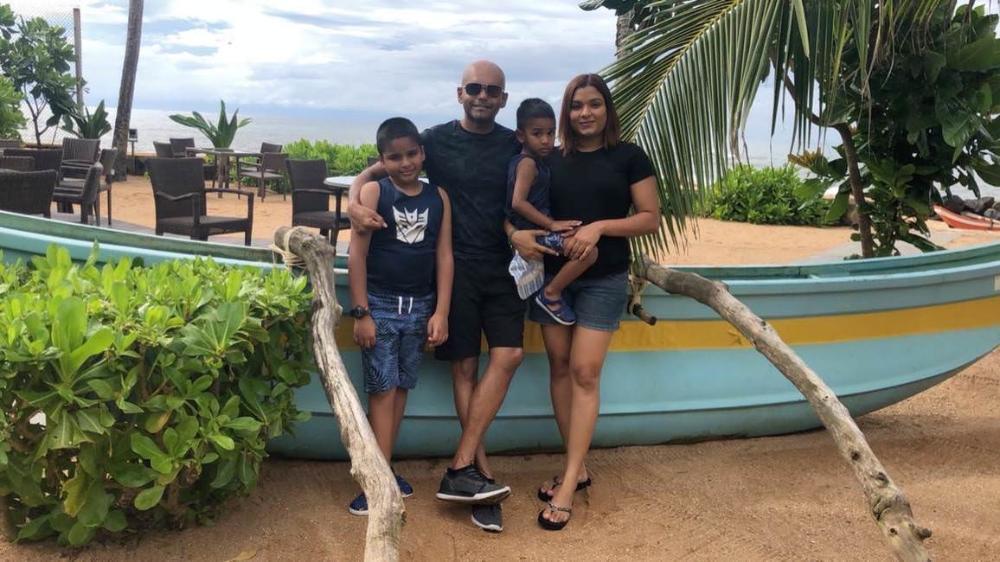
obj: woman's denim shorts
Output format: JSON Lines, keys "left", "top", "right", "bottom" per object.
{"left": 528, "top": 271, "right": 628, "bottom": 332}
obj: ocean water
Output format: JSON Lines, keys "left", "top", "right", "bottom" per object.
{"left": 19, "top": 107, "right": 392, "bottom": 154}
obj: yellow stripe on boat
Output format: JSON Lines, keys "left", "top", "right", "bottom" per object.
{"left": 333, "top": 294, "right": 1000, "bottom": 352}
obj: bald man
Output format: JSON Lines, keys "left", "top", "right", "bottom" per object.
{"left": 349, "top": 60, "right": 529, "bottom": 533}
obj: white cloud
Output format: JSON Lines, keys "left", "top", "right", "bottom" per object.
{"left": 52, "top": 0, "right": 616, "bottom": 117}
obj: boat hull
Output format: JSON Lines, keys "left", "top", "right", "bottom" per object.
{"left": 1, "top": 211, "right": 998, "bottom": 460}
{"left": 934, "top": 204, "right": 1000, "bottom": 231}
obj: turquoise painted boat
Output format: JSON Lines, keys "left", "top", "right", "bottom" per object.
{"left": 1, "top": 210, "right": 998, "bottom": 460}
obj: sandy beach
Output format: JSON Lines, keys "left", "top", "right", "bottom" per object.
{"left": 5, "top": 177, "right": 1000, "bottom": 561}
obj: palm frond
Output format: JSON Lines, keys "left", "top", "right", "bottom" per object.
{"left": 602, "top": 0, "right": 949, "bottom": 260}
{"left": 603, "top": 0, "right": 787, "bottom": 257}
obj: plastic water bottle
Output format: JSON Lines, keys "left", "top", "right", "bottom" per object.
{"left": 509, "top": 253, "right": 544, "bottom": 300}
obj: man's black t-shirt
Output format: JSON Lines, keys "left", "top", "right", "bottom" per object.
{"left": 421, "top": 120, "right": 521, "bottom": 261}
{"left": 546, "top": 142, "right": 655, "bottom": 278}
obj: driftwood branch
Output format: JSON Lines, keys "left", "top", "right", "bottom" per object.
{"left": 640, "top": 258, "right": 931, "bottom": 562}
{"left": 274, "top": 227, "right": 404, "bottom": 562}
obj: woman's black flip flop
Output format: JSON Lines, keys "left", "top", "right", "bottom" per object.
{"left": 537, "top": 475, "right": 592, "bottom": 502}
{"left": 537, "top": 502, "right": 572, "bottom": 531}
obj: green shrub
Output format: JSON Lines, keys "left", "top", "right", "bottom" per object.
{"left": 703, "top": 165, "right": 828, "bottom": 225}
{"left": 284, "top": 139, "right": 377, "bottom": 175}
{"left": 0, "top": 75, "right": 25, "bottom": 139}
{"left": 0, "top": 246, "right": 313, "bottom": 546}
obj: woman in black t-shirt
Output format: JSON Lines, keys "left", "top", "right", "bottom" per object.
{"left": 512, "top": 73, "right": 660, "bottom": 531}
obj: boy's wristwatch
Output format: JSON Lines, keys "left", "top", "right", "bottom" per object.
{"left": 348, "top": 306, "right": 369, "bottom": 319}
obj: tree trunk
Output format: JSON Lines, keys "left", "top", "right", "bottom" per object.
{"left": 273, "top": 227, "right": 404, "bottom": 562}
{"left": 834, "top": 123, "right": 876, "bottom": 258}
{"left": 615, "top": 9, "right": 635, "bottom": 57}
{"left": 639, "top": 257, "right": 931, "bottom": 562}
{"left": 111, "top": 0, "right": 143, "bottom": 180}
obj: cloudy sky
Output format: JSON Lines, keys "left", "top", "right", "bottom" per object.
{"left": 12, "top": 1, "right": 619, "bottom": 121}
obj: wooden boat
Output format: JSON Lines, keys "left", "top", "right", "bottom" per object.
{"left": 1, "top": 211, "right": 998, "bottom": 460}
{"left": 933, "top": 204, "right": 1000, "bottom": 231}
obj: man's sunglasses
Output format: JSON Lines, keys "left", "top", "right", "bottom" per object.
{"left": 463, "top": 83, "right": 504, "bottom": 98}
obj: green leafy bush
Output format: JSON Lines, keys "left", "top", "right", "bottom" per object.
{"left": 0, "top": 75, "right": 25, "bottom": 140}
{"left": 284, "top": 139, "right": 377, "bottom": 175}
{"left": 61, "top": 100, "right": 112, "bottom": 139}
{"left": 703, "top": 165, "right": 828, "bottom": 225}
{"left": 0, "top": 246, "right": 313, "bottom": 546}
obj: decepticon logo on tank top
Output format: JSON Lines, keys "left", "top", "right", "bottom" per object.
{"left": 393, "top": 206, "right": 429, "bottom": 244}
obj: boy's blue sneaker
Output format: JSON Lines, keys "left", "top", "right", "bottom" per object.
{"left": 396, "top": 474, "right": 414, "bottom": 498}
{"left": 348, "top": 493, "right": 368, "bottom": 516}
{"left": 535, "top": 290, "right": 577, "bottom": 326}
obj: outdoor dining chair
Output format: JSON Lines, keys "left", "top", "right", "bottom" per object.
{"left": 60, "top": 148, "right": 118, "bottom": 226}
{"left": 61, "top": 138, "right": 101, "bottom": 180}
{"left": 147, "top": 157, "right": 255, "bottom": 245}
{"left": 52, "top": 163, "right": 102, "bottom": 225}
{"left": 238, "top": 142, "right": 284, "bottom": 176}
{"left": 169, "top": 138, "right": 196, "bottom": 158}
{"left": 153, "top": 141, "right": 175, "bottom": 158}
{"left": 286, "top": 159, "right": 350, "bottom": 244}
{"left": 0, "top": 170, "right": 57, "bottom": 217}
{"left": 0, "top": 156, "right": 35, "bottom": 171}
{"left": 3, "top": 149, "right": 61, "bottom": 176}
{"left": 0, "top": 139, "right": 23, "bottom": 149}
{"left": 239, "top": 151, "right": 288, "bottom": 200}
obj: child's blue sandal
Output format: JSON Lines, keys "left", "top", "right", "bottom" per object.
{"left": 535, "top": 291, "right": 577, "bottom": 326}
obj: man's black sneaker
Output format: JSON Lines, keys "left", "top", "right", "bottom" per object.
{"left": 471, "top": 503, "right": 503, "bottom": 533}
{"left": 436, "top": 465, "right": 510, "bottom": 504}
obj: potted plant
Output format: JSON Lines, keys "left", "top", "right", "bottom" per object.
{"left": 61, "top": 99, "right": 112, "bottom": 139}
{"left": 169, "top": 100, "right": 251, "bottom": 183}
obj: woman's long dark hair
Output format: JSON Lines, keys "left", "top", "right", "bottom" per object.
{"left": 558, "top": 73, "right": 621, "bottom": 155}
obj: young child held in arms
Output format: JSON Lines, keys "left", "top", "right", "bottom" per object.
{"left": 347, "top": 117, "right": 453, "bottom": 515}
{"left": 506, "top": 98, "right": 596, "bottom": 325}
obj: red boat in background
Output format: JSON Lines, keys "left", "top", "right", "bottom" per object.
{"left": 933, "top": 205, "right": 1000, "bottom": 231}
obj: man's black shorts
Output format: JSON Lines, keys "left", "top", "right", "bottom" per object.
{"left": 434, "top": 257, "right": 525, "bottom": 360}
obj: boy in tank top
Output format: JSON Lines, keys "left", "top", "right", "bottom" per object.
{"left": 346, "top": 117, "right": 454, "bottom": 515}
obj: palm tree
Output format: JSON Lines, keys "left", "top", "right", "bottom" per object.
{"left": 583, "top": 0, "right": 950, "bottom": 258}
{"left": 111, "top": 0, "right": 143, "bottom": 181}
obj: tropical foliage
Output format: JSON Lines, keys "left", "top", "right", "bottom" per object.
{"left": 284, "top": 139, "right": 378, "bottom": 175}
{"left": 792, "top": 5, "right": 1000, "bottom": 256}
{"left": 61, "top": 100, "right": 112, "bottom": 139}
{"left": 582, "top": 0, "right": 977, "bottom": 258}
{"left": 704, "top": 165, "right": 827, "bottom": 226}
{"left": 0, "top": 75, "right": 25, "bottom": 139}
{"left": 169, "top": 100, "right": 251, "bottom": 148}
{"left": 0, "top": 246, "right": 312, "bottom": 546}
{"left": 0, "top": 4, "right": 78, "bottom": 145}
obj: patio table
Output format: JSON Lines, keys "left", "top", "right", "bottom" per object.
{"left": 185, "top": 147, "right": 261, "bottom": 196}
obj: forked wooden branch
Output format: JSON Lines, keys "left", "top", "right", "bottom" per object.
{"left": 274, "top": 227, "right": 404, "bottom": 562}
{"left": 640, "top": 257, "right": 931, "bottom": 562}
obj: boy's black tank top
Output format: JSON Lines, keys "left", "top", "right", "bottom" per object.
{"left": 367, "top": 178, "right": 443, "bottom": 297}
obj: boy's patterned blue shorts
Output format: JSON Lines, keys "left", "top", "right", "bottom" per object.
{"left": 361, "top": 292, "right": 434, "bottom": 394}
{"left": 537, "top": 232, "right": 564, "bottom": 253}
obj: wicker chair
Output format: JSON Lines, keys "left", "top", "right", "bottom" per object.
{"left": 238, "top": 142, "right": 284, "bottom": 177}
{"left": 147, "top": 157, "right": 255, "bottom": 245}
{"left": 52, "top": 163, "right": 102, "bottom": 224}
{"left": 169, "top": 137, "right": 196, "bottom": 158}
{"left": 61, "top": 138, "right": 101, "bottom": 180}
{"left": 153, "top": 141, "right": 174, "bottom": 157}
{"left": 238, "top": 151, "right": 287, "bottom": 200}
{"left": 0, "top": 156, "right": 34, "bottom": 171}
{"left": 286, "top": 159, "right": 350, "bottom": 244}
{"left": 0, "top": 170, "right": 57, "bottom": 217}
{"left": 3, "top": 149, "right": 61, "bottom": 176}
{"left": 60, "top": 148, "right": 118, "bottom": 225}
